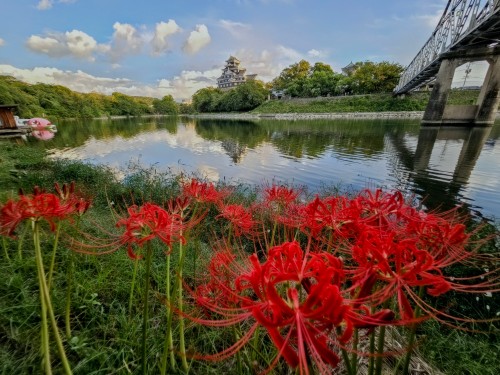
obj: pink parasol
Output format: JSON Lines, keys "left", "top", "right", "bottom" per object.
{"left": 27, "top": 118, "right": 52, "bottom": 127}
{"left": 31, "top": 130, "right": 55, "bottom": 140}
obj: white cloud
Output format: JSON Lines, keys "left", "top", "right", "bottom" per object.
{"left": 0, "top": 64, "right": 133, "bottom": 93}
{"left": 37, "top": 0, "right": 53, "bottom": 10}
{"left": 107, "top": 22, "right": 145, "bottom": 62}
{"left": 0, "top": 64, "right": 222, "bottom": 100}
{"left": 414, "top": 9, "right": 443, "bottom": 30}
{"left": 276, "top": 45, "right": 304, "bottom": 62}
{"left": 183, "top": 24, "right": 211, "bottom": 54}
{"left": 0, "top": 38, "right": 4, "bottom": 47}
{"left": 26, "top": 30, "right": 108, "bottom": 61}
{"left": 25, "top": 20, "right": 183, "bottom": 62}
{"left": 219, "top": 19, "right": 251, "bottom": 38}
{"left": 307, "top": 49, "right": 327, "bottom": 59}
{"left": 158, "top": 68, "right": 221, "bottom": 99}
{"left": 151, "top": 20, "right": 181, "bottom": 55}
{"left": 37, "top": 0, "right": 76, "bottom": 10}
{"left": 229, "top": 46, "right": 306, "bottom": 82}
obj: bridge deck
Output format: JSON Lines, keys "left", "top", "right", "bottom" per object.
{"left": 395, "top": 2, "right": 500, "bottom": 95}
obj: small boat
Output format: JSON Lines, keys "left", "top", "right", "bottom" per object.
{"left": 15, "top": 116, "right": 57, "bottom": 133}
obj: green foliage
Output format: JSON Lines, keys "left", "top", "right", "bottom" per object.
{"left": 271, "top": 60, "right": 404, "bottom": 98}
{"left": 152, "top": 95, "right": 178, "bottom": 115}
{"left": 0, "top": 75, "right": 179, "bottom": 119}
{"left": 272, "top": 60, "right": 344, "bottom": 97}
{"left": 420, "top": 321, "right": 500, "bottom": 375}
{"left": 272, "top": 59, "right": 312, "bottom": 90}
{"left": 192, "top": 82, "right": 268, "bottom": 113}
{"left": 192, "top": 87, "right": 224, "bottom": 112}
{"left": 253, "top": 93, "right": 431, "bottom": 113}
{"left": 341, "top": 61, "right": 404, "bottom": 94}
{"left": 178, "top": 102, "right": 195, "bottom": 114}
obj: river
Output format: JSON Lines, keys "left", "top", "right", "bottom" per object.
{"left": 26, "top": 116, "right": 500, "bottom": 221}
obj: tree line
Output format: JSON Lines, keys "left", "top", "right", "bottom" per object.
{"left": 191, "top": 60, "right": 403, "bottom": 113}
{"left": 0, "top": 59, "right": 404, "bottom": 117}
{"left": 0, "top": 75, "right": 179, "bottom": 119}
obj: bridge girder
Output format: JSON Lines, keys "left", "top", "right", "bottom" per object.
{"left": 394, "top": 0, "right": 500, "bottom": 95}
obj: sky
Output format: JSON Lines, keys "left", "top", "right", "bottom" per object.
{"left": 0, "top": 0, "right": 488, "bottom": 101}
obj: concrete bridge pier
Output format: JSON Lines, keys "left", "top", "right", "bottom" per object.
{"left": 422, "top": 59, "right": 459, "bottom": 126}
{"left": 476, "top": 56, "right": 500, "bottom": 125}
{"left": 422, "top": 55, "right": 500, "bottom": 127}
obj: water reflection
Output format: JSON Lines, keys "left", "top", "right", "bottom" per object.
{"left": 388, "top": 126, "right": 495, "bottom": 216}
{"left": 27, "top": 116, "right": 500, "bottom": 219}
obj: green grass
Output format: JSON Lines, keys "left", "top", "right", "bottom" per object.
{"left": 252, "top": 90, "right": 484, "bottom": 114}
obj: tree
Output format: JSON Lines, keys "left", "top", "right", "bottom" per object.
{"left": 192, "top": 87, "right": 224, "bottom": 113}
{"left": 152, "top": 95, "right": 178, "bottom": 114}
{"left": 272, "top": 60, "right": 311, "bottom": 90}
{"left": 342, "top": 61, "right": 403, "bottom": 94}
{"left": 271, "top": 60, "right": 341, "bottom": 97}
{"left": 225, "top": 81, "right": 268, "bottom": 111}
{"left": 311, "top": 62, "right": 333, "bottom": 75}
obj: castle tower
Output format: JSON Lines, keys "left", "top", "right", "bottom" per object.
{"left": 217, "top": 56, "right": 256, "bottom": 90}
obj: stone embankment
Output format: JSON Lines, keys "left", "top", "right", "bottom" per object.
{"left": 189, "top": 111, "right": 425, "bottom": 120}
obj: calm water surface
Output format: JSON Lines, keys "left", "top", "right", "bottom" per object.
{"left": 28, "top": 116, "right": 500, "bottom": 220}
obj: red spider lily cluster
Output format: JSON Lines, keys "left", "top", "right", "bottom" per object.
{"left": 0, "top": 183, "right": 90, "bottom": 237}
{"left": 116, "top": 203, "right": 185, "bottom": 259}
{"left": 1, "top": 179, "right": 498, "bottom": 375}
{"left": 192, "top": 241, "right": 394, "bottom": 374}
{"left": 183, "top": 184, "right": 498, "bottom": 374}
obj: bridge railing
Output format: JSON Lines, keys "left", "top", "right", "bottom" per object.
{"left": 394, "top": 0, "right": 500, "bottom": 94}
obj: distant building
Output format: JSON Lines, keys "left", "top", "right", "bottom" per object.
{"left": 217, "top": 56, "right": 257, "bottom": 90}
{"left": 341, "top": 62, "right": 357, "bottom": 76}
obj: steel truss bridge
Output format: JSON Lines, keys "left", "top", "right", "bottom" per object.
{"left": 394, "top": 0, "right": 500, "bottom": 95}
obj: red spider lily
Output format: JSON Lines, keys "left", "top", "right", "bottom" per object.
{"left": 182, "top": 178, "right": 229, "bottom": 205}
{"left": 354, "top": 189, "right": 406, "bottom": 229}
{"left": 300, "top": 195, "right": 362, "bottom": 239}
{"left": 194, "top": 247, "right": 248, "bottom": 312}
{"left": 0, "top": 192, "right": 74, "bottom": 236}
{"left": 264, "top": 184, "right": 300, "bottom": 207}
{"left": 116, "top": 203, "right": 184, "bottom": 259}
{"left": 190, "top": 241, "right": 393, "bottom": 374}
{"left": 350, "top": 229, "right": 452, "bottom": 320}
{"left": 217, "top": 203, "right": 256, "bottom": 237}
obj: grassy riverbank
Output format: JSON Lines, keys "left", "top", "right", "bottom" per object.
{"left": 1, "top": 142, "right": 499, "bottom": 375}
{"left": 252, "top": 90, "right": 481, "bottom": 114}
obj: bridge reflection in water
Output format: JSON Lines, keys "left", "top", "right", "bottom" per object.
{"left": 390, "top": 125, "right": 493, "bottom": 215}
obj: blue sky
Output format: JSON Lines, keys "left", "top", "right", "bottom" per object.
{"left": 0, "top": 0, "right": 482, "bottom": 100}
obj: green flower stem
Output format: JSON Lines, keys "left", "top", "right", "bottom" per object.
{"left": 47, "top": 223, "right": 62, "bottom": 290}
{"left": 337, "top": 327, "right": 352, "bottom": 375}
{"left": 2, "top": 236, "right": 9, "bottom": 260}
{"left": 177, "top": 238, "right": 188, "bottom": 371}
{"left": 33, "top": 222, "right": 52, "bottom": 375}
{"left": 17, "top": 222, "right": 29, "bottom": 260}
{"left": 233, "top": 327, "right": 243, "bottom": 374}
{"left": 401, "top": 287, "right": 424, "bottom": 375}
{"left": 64, "top": 250, "right": 74, "bottom": 339}
{"left": 141, "top": 243, "right": 153, "bottom": 375}
{"left": 251, "top": 326, "right": 260, "bottom": 363}
{"left": 128, "top": 256, "right": 140, "bottom": 319}
{"left": 351, "top": 328, "right": 359, "bottom": 375}
{"left": 34, "top": 221, "right": 73, "bottom": 375}
{"left": 270, "top": 222, "right": 277, "bottom": 247}
{"left": 340, "top": 347, "right": 353, "bottom": 375}
{"left": 374, "top": 325, "right": 386, "bottom": 375}
{"left": 368, "top": 329, "right": 376, "bottom": 375}
{"left": 160, "top": 251, "right": 176, "bottom": 375}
